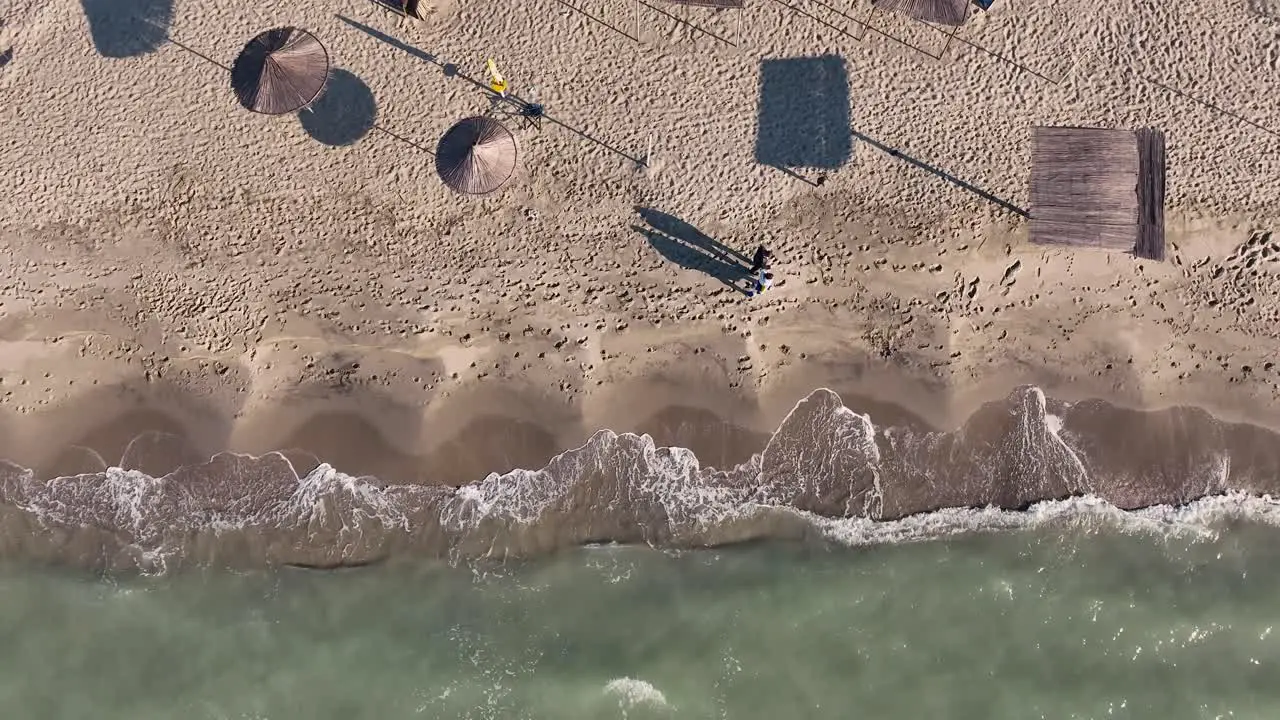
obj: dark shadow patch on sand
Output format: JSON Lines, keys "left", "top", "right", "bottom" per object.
{"left": 299, "top": 68, "right": 377, "bottom": 147}
{"left": 755, "top": 56, "right": 852, "bottom": 170}
{"left": 80, "top": 0, "right": 172, "bottom": 58}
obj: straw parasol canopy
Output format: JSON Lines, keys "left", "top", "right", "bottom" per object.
{"left": 873, "top": 0, "right": 969, "bottom": 26}
{"left": 230, "top": 27, "right": 330, "bottom": 115}
{"left": 435, "top": 117, "right": 519, "bottom": 195}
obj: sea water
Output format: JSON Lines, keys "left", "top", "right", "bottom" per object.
{"left": 1, "top": 524, "right": 1277, "bottom": 719}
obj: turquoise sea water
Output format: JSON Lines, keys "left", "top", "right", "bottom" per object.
{"left": 2, "top": 523, "right": 1278, "bottom": 719}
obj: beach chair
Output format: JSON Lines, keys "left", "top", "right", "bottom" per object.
{"left": 486, "top": 59, "right": 509, "bottom": 97}
{"left": 378, "top": 0, "right": 429, "bottom": 19}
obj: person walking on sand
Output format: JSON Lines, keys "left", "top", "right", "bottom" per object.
{"left": 749, "top": 270, "right": 774, "bottom": 298}
{"left": 749, "top": 245, "right": 772, "bottom": 275}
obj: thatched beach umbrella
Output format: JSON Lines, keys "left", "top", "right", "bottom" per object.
{"left": 230, "top": 27, "right": 330, "bottom": 115}
{"left": 435, "top": 117, "right": 518, "bottom": 195}
{"left": 874, "top": 0, "right": 969, "bottom": 26}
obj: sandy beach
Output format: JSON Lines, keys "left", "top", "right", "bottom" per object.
{"left": 2, "top": 0, "right": 1280, "bottom": 567}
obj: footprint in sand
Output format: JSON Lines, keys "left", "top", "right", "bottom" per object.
{"left": 1223, "top": 231, "right": 1279, "bottom": 278}
{"left": 1000, "top": 260, "right": 1021, "bottom": 287}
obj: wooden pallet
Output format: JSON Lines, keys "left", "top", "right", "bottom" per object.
{"left": 1134, "top": 128, "right": 1167, "bottom": 261}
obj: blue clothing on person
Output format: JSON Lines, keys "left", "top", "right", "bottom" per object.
{"left": 749, "top": 270, "right": 774, "bottom": 297}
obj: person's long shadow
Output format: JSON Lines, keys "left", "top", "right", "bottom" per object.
{"left": 632, "top": 209, "right": 752, "bottom": 294}
{"left": 635, "top": 207, "right": 751, "bottom": 264}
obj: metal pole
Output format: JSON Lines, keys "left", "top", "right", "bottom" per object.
{"left": 635, "top": 0, "right": 640, "bottom": 41}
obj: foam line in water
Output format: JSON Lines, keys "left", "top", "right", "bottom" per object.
{"left": 1, "top": 385, "right": 1279, "bottom": 572}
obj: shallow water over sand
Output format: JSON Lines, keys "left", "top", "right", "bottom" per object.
{"left": 2, "top": 525, "right": 1278, "bottom": 718}
{"left": 5, "top": 386, "right": 1280, "bottom": 572}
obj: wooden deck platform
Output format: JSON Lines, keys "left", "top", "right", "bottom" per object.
{"left": 1029, "top": 126, "right": 1167, "bottom": 261}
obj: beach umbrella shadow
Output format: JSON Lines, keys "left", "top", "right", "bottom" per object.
{"left": 298, "top": 68, "right": 377, "bottom": 147}
{"left": 80, "top": 0, "right": 172, "bottom": 58}
{"left": 755, "top": 56, "right": 852, "bottom": 171}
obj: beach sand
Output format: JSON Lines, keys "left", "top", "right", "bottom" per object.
{"left": 1, "top": 0, "right": 1280, "bottom": 566}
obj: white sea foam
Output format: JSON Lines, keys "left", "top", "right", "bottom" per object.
{"left": 813, "top": 492, "right": 1280, "bottom": 548}
{"left": 1046, "top": 413, "right": 1064, "bottom": 436}
{"left": 443, "top": 468, "right": 557, "bottom": 528}
{"left": 854, "top": 410, "right": 885, "bottom": 518}
{"left": 2, "top": 385, "right": 1279, "bottom": 571}
{"left": 604, "top": 677, "right": 671, "bottom": 709}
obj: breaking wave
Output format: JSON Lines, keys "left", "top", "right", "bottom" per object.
{"left": 603, "top": 677, "right": 672, "bottom": 711}
{"left": 2, "top": 386, "right": 1280, "bottom": 572}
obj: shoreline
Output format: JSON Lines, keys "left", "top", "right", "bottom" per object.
{"left": 4, "top": 379, "right": 1280, "bottom": 572}
{"left": 4, "top": 314, "right": 1280, "bottom": 485}
{"left": 3, "top": 0, "right": 1280, "bottom": 568}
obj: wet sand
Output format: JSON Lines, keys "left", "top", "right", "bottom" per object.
{"left": 1, "top": 0, "right": 1280, "bottom": 568}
